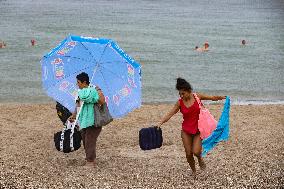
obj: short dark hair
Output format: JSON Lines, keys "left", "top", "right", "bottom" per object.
{"left": 76, "top": 72, "right": 90, "bottom": 85}
{"left": 176, "top": 77, "right": 192, "bottom": 91}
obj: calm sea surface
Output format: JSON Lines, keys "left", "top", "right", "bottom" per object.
{"left": 0, "top": 0, "right": 283, "bottom": 105}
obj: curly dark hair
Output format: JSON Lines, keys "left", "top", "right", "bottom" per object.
{"left": 176, "top": 77, "right": 192, "bottom": 91}
{"left": 76, "top": 72, "right": 90, "bottom": 85}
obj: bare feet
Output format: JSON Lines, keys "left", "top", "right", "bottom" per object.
{"left": 84, "top": 161, "right": 96, "bottom": 168}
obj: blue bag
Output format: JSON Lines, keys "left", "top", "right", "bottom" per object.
{"left": 139, "top": 126, "right": 163, "bottom": 150}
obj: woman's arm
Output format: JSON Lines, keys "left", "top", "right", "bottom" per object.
{"left": 157, "top": 101, "right": 180, "bottom": 127}
{"left": 197, "top": 93, "right": 226, "bottom": 101}
{"left": 95, "top": 86, "right": 105, "bottom": 105}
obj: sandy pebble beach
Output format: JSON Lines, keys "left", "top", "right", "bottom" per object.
{"left": 0, "top": 103, "right": 283, "bottom": 188}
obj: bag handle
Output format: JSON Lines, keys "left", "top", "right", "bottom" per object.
{"left": 60, "top": 120, "right": 76, "bottom": 152}
{"left": 193, "top": 93, "right": 202, "bottom": 109}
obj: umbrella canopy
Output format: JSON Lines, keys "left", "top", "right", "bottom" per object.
{"left": 41, "top": 35, "right": 142, "bottom": 118}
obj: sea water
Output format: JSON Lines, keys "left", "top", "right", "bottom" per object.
{"left": 0, "top": 0, "right": 283, "bottom": 105}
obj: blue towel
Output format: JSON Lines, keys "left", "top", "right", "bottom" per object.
{"left": 202, "top": 96, "right": 230, "bottom": 156}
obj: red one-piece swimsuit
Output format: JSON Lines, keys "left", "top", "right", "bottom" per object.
{"left": 179, "top": 98, "right": 200, "bottom": 135}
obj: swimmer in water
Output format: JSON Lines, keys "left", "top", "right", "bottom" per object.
{"left": 194, "top": 42, "right": 209, "bottom": 52}
{"left": 31, "top": 39, "right": 36, "bottom": 46}
{"left": 0, "top": 41, "right": 6, "bottom": 49}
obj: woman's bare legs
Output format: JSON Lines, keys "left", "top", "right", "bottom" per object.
{"left": 181, "top": 131, "right": 196, "bottom": 178}
{"left": 192, "top": 133, "right": 206, "bottom": 170}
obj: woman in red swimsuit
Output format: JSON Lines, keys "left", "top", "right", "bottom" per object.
{"left": 157, "top": 78, "right": 226, "bottom": 178}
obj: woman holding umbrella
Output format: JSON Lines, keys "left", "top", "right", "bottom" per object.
{"left": 69, "top": 72, "right": 105, "bottom": 168}
{"left": 156, "top": 77, "right": 226, "bottom": 179}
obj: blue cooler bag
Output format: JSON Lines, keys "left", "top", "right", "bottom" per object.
{"left": 139, "top": 126, "right": 163, "bottom": 150}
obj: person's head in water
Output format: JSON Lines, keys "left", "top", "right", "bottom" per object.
{"left": 204, "top": 42, "right": 209, "bottom": 49}
{"left": 31, "top": 39, "right": 36, "bottom": 46}
{"left": 195, "top": 46, "right": 199, "bottom": 50}
{"left": 176, "top": 77, "right": 193, "bottom": 100}
{"left": 76, "top": 72, "right": 90, "bottom": 89}
{"left": 0, "top": 41, "right": 6, "bottom": 48}
{"left": 241, "top": 39, "right": 246, "bottom": 45}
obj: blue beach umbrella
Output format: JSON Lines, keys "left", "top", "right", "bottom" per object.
{"left": 40, "top": 35, "right": 142, "bottom": 118}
